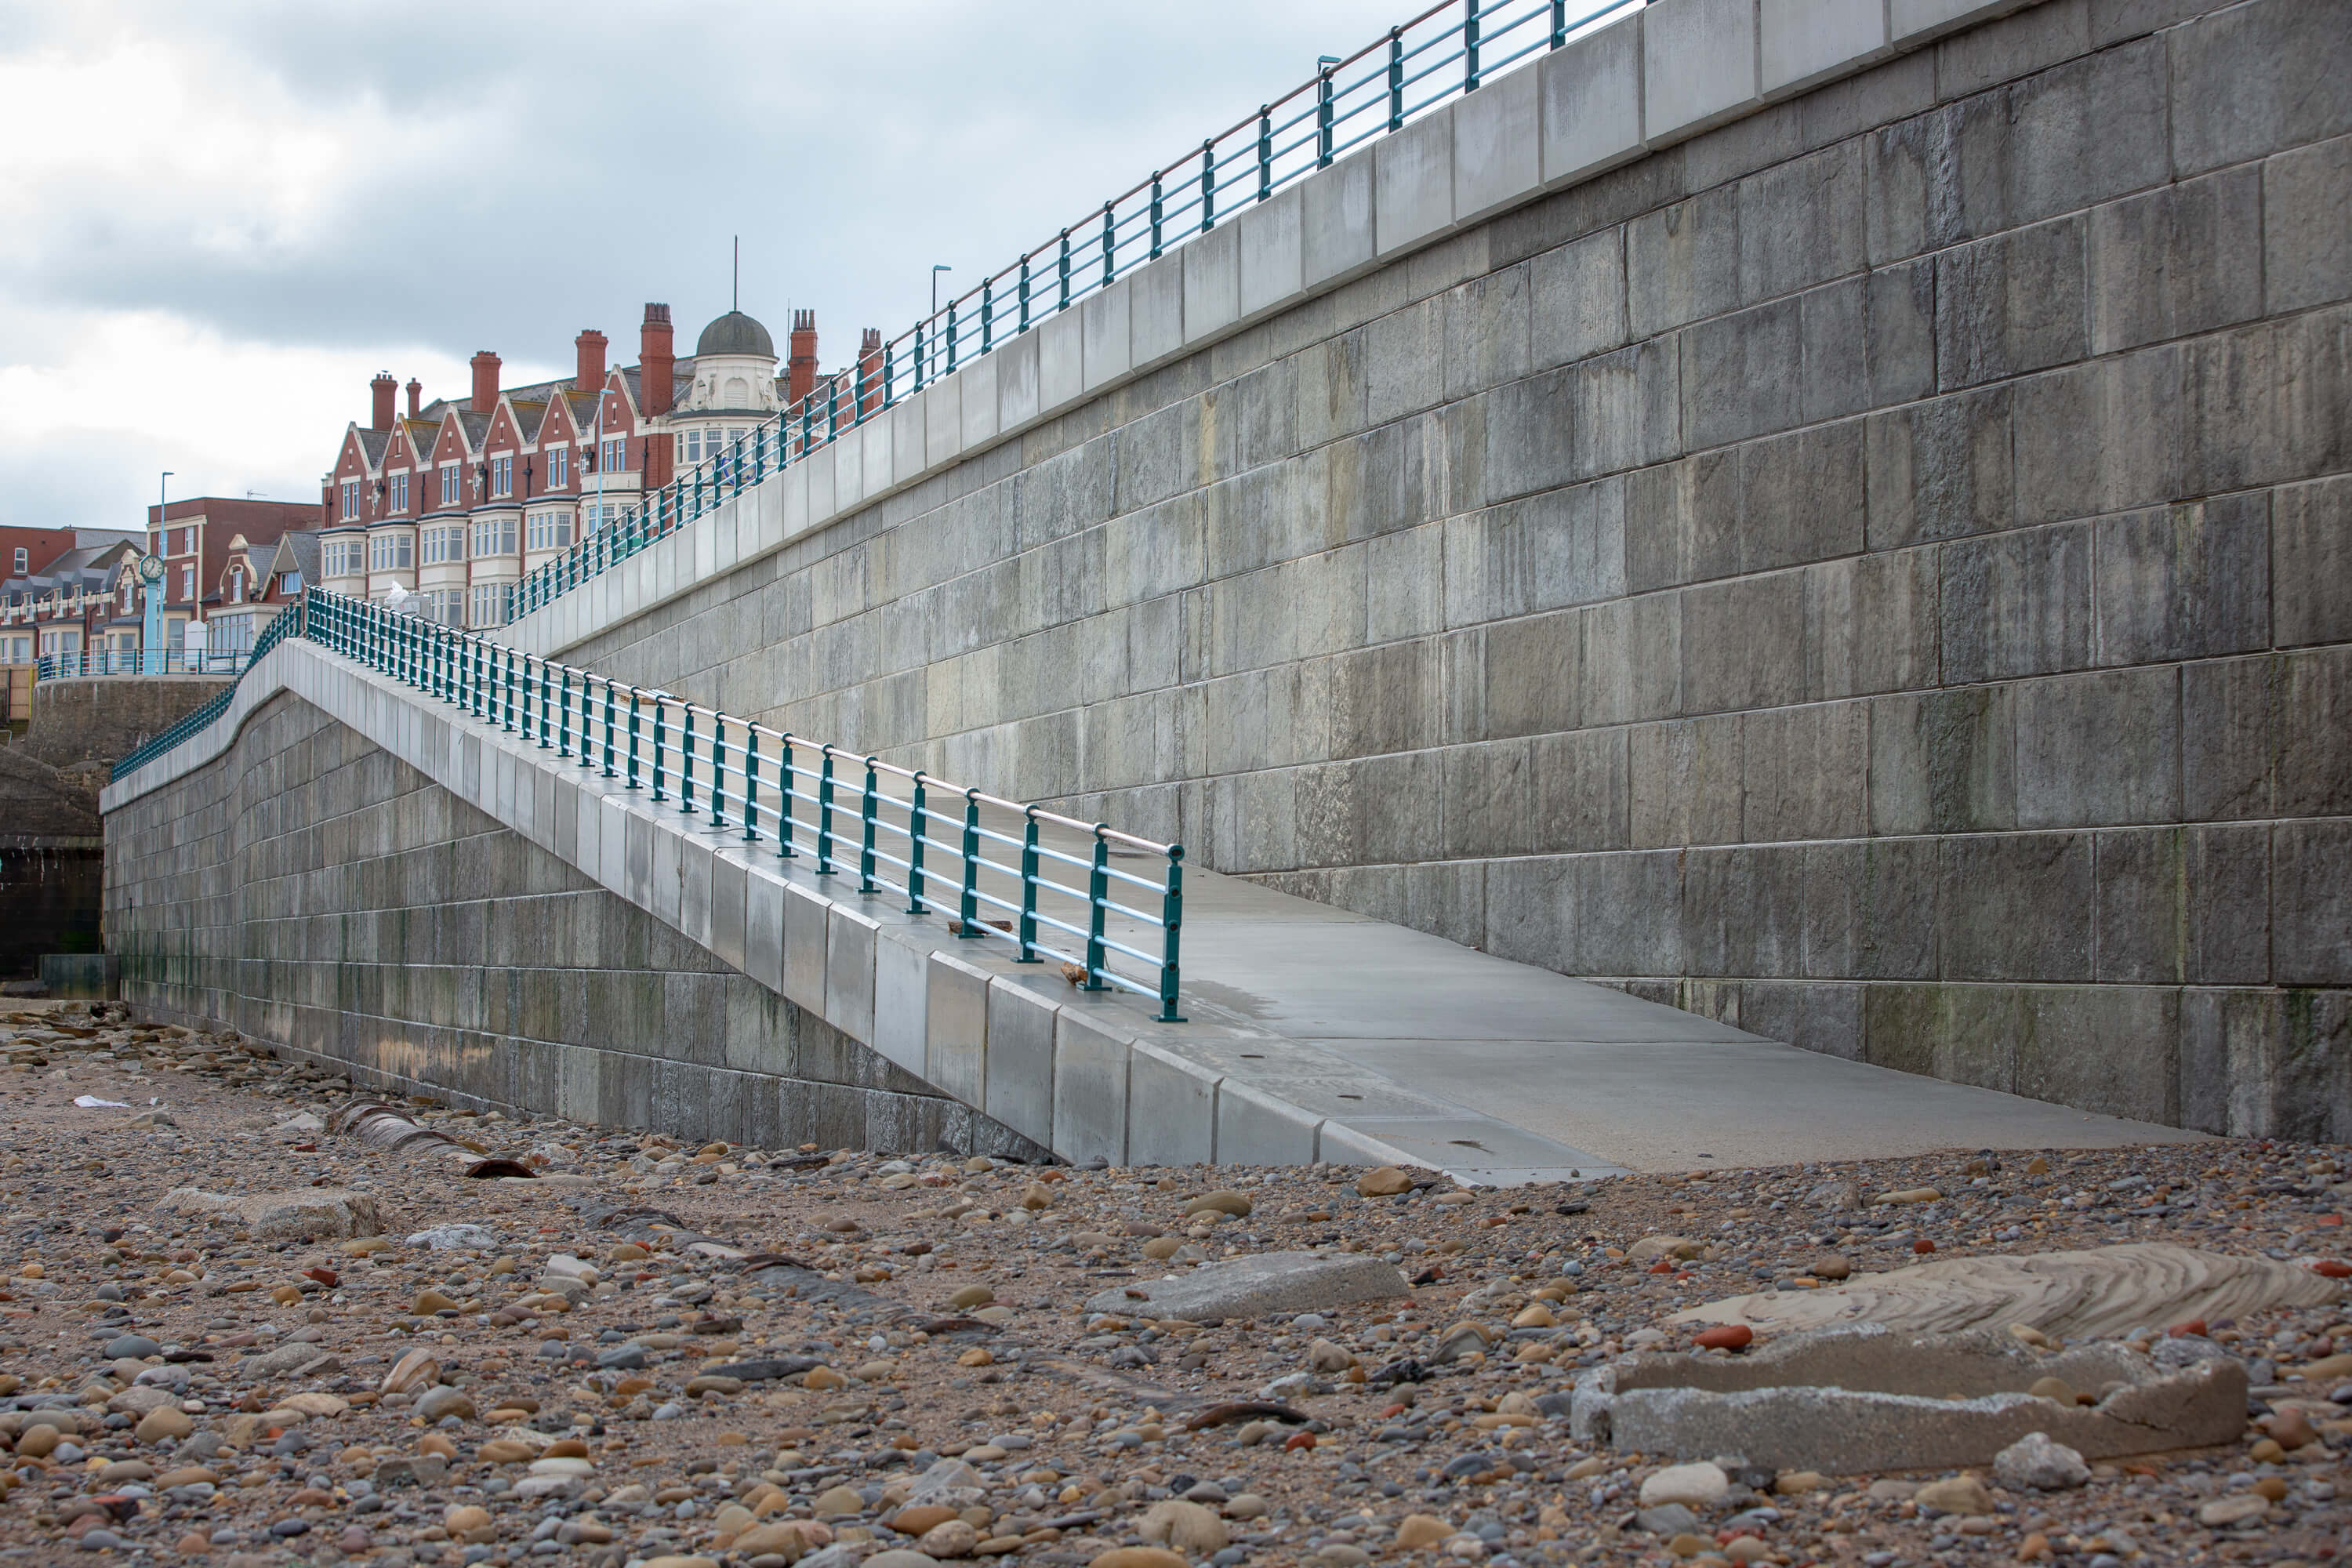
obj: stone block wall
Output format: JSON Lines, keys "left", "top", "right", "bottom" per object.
{"left": 103, "top": 688, "right": 1047, "bottom": 1156}
{"left": 552, "top": 0, "right": 2349, "bottom": 1135}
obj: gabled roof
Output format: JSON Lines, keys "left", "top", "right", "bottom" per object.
{"left": 358, "top": 429, "right": 391, "bottom": 465}
{"left": 268, "top": 530, "right": 321, "bottom": 584}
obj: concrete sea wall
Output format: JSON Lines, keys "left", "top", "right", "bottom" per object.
{"left": 528, "top": 0, "right": 2352, "bottom": 1135}
{"left": 101, "top": 684, "right": 1050, "bottom": 1156}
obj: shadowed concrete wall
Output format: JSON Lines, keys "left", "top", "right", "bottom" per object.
{"left": 571, "top": 0, "right": 2352, "bottom": 1134}
{"left": 102, "top": 688, "right": 1048, "bottom": 1156}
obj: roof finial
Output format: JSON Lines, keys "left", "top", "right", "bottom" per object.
{"left": 732, "top": 236, "right": 739, "bottom": 313}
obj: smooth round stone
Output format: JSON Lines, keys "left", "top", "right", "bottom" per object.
{"left": 103, "top": 1335, "right": 161, "bottom": 1360}
{"left": 527, "top": 1457, "right": 595, "bottom": 1478}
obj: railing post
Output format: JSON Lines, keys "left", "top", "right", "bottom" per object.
{"left": 1390, "top": 28, "right": 1406, "bottom": 129}
{"left": 558, "top": 670, "right": 572, "bottom": 756}
{"left": 816, "top": 747, "right": 837, "bottom": 876}
{"left": 600, "top": 679, "right": 615, "bottom": 778}
{"left": 537, "top": 656, "right": 552, "bottom": 747}
{"left": 1058, "top": 229, "right": 1072, "bottom": 312}
{"left": 502, "top": 647, "right": 516, "bottom": 731}
{"left": 681, "top": 707, "right": 696, "bottom": 812}
{"left": 943, "top": 303, "right": 957, "bottom": 376}
{"left": 1258, "top": 107, "right": 1273, "bottom": 201}
{"left": 858, "top": 757, "right": 880, "bottom": 893}
{"left": 1101, "top": 201, "right": 1115, "bottom": 288}
{"left": 1319, "top": 62, "right": 1336, "bottom": 166}
{"left": 741, "top": 728, "right": 760, "bottom": 841}
{"left": 1083, "top": 826, "right": 1112, "bottom": 990}
{"left": 710, "top": 716, "right": 727, "bottom": 829}
{"left": 1159, "top": 846, "right": 1186, "bottom": 1022}
{"left": 905, "top": 771, "right": 928, "bottom": 913}
{"left": 775, "top": 734, "right": 797, "bottom": 857}
{"left": 1017, "top": 809, "right": 1042, "bottom": 963}
{"left": 1551, "top": 0, "right": 1568, "bottom": 48}
{"left": 956, "top": 789, "right": 984, "bottom": 937}
{"left": 980, "top": 278, "right": 993, "bottom": 356}
{"left": 626, "top": 690, "right": 642, "bottom": 789}
{"left": 649, "top": 694, "right": 668, "bottom": 802}
{"left": 1149, "top": 169, "right": 1164, "bottom": 260}
{"left": 1465, "top": 0, "right": 1482, "bottom": 92}
{"left": 1200, "top": 139, "right": 1216, "bottom": 233}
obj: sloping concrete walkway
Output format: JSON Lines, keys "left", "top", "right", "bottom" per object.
{"left": 105, "top": 639, "right": 2203, "bottom": 1182}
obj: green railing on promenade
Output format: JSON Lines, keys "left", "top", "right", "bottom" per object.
{"left": 111, "top": 589, "right": 1186, "bottom": 1023}
{"left": 511, "top": 0, "right": 1637, "bottom": 624}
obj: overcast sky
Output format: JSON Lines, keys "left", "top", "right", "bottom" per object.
{"left": 0, "top": 0, "right": 1408, "bottom": 533}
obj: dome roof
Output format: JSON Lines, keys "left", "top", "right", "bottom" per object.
{"left": 695, "top": 310, "right": 775, "bottom": 358}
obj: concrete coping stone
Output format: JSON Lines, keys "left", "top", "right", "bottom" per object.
{"left": 1572, "top": 1323, "right": 2250, "bottom": 1473}
{"left": 1081, "top": 1250, "right": 1411, "bottom": 1322}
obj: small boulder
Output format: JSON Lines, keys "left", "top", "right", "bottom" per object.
{"left": 1914, "top": 1475, "right": 1994, "bottom": 1515}
{"left": 1138, "top": 1499, "right": 1229, "bottom": 1553}
{"left": 1992, "top": 1432, "right": 2089, "bottom": 1492}
{"left": 1639, "top": 1462, "right": 1729, "bottom": 1509}
{"left": 1356, "top": 1167, "right": 1414, "bottom": 1198}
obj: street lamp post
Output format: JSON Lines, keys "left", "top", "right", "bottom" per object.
{"left": 149, "top": 471, "right": 172, "bottom": 674}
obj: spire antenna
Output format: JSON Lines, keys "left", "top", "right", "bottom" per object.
{"left": 732, "top": 237, "right": 739, "bottom": 312}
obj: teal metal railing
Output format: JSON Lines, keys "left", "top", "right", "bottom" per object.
{"left": 510, "top": 0, "right": 1635, "bottom": 623}
{"left": 34, "top": 648, "right": 255, "bottom": 680}
{"left": 111, "top": 589, "right": 1187, "bottom": 1023}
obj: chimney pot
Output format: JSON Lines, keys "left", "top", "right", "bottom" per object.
{"left": 469, "top": 350, "right": 502, "bottom": 414}
{"left": 407, "top": 379, "right": 423, "bottom": 418}
{"left": 575, "top": 329, "right": 608, "bottom": 391}
{"left": 370, "top": 372, "right": 397, "bottom": 431}
{"left": 788, "top": 312, "right": 819, "bottom": 408}
{"left": 641, "top": 303, "right": 676, "bottom": 419}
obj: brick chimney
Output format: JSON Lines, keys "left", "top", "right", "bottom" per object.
{"left": 640, "top": 304, "right": 675, "bottom": 417}
{"left": 788, "top": 310, "right": 818, "bottom": 408}
{"left": 855, "top": 329, "right": 884, "bottom": 419}
{"left": 407, "top": 379, "right": 423, "bottom": 418}
{"left": 470, "top": 351, "right": 501, "bottom": 413}
{"left": 575, "top": 329, "right": 608, "bottom": 390}
{"left": 370, "top": 372, "right": 397, "bottom": 430}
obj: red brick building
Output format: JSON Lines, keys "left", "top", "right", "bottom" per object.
{"left": 0, "top": 528, "right": 144, "bottom": 666}
{"left": 319, "top": 302, "right": 874, "bottom": 628}
{"left": 137, "top": 499, "right": 320, "bottom": 662}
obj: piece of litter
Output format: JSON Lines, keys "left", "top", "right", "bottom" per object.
{"left": 73, "top": 1096, "right": 130, "bottom": 1109}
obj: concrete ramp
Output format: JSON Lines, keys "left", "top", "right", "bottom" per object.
{"left": 103, "top": 638, "right": 2201, "bottom": 1178}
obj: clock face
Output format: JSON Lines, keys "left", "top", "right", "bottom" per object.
{"left": 137, "top": 554, "right": 165, "bottom": 583}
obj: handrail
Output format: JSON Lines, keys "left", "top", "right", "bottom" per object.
{"left": 507, "top": 0, "right": 1635, "bottom": 624}
{"left": 31, "top": 648, "right": 257, "bottom": 681}
{"left": 111, "top": 588, "right": 1188, "bottom": 1024}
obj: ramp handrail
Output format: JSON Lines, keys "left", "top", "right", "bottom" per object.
{"left": 113, "top": 588, "right": 1187, "bottom": 1023}
{"left": 510, "top": 0, "right": 1636, "bottom": 624}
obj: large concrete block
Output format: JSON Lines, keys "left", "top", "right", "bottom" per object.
{"left": 743, "top": 867, "right": 785, "bottom": 993}
{"left": 2092, "top": 494, "right": 2271, "bottom": 666}
{"left": 1237, "top": 185, "right": 1305, "bottom": 321}
{"left": 2090, "top": 167, "right": 2264, "bottom": 354}
{"left": 2274, "top": 475, "right": 2352, "bottom": 650}
{"left": 1870, "top": 687, "right": 2018, "bottom": 835}
{"left": 889, "top": 392, "right": 927, "bottom": 489}
{"left": 982, "top": 979, "right": 1057, "bottom": 1146}
{"left": 996, "top": 328, "right": 1043, "bottom": 430}
{"left": 1454, "top": 61, "right": 1540, "bottom": 226}
{"left": 1301, "top": 149, "right": 1377, "bottom": 289}
{"left": 1762, "top": 0, "right": 1889, "bottom": 99}
{"left": 1131, "top": 248, "right": 1185, "bottom": 368}
{"left": 1081, "top": 278, "right": 1133, "bottom": 390}
{"left": 1937, "top": 832, "right": 2094, "bottom": 982}
{"left": 1038, "top": 304, "right": 1084, "bottom": 414}
{"left": 781, "top": 880, "right": 830, "bottom": 1012}
{"left": 960, "top": 351, "right": 1000, "bottom": 452}
{"left": 1889, "top": 0, "right": 2033, "bottom": 45}
{"left": 924, "top": 373, "right": 963, "bottom": 471}
{"left": 1051, "top": 1010, "right": 1130, "bottom": 1167}
{"left": 1936, "top": 218, "right": 2088, "bottom": 392}
{"left": 2168, "top": 0, "right": 2352, "bottom": 177}
{"left": 926, "top": 950, "right": 990, "bottom": 1107}
{"left": 1216, "top": 1077, "right": 1321, "bottom": 1167}
{"left": 1864, "top": 386, "right": 2013, "bottom": 548}
{"left": 1183, "top": 218, "right": 1241, "bottom": 343}
{"left": 1940, "top": 522, "right": 2092, "bottom": 684}
{"left": 870, "top": 934, "right": 928, "bottom": 1079}
{"left": 2012, "top": 346, "right": 2183, "bottom": 526}
{"left": 1804, "top": 547, "right": 1940, "bottom": 700}
{"left": 1541, "top": 10, "right": 1645, "bottom": 187}
{"left": 1127, "top": 1043, "right": 1217, "bottom": 1167}
{"left": 1530, "top": 227, "right": 1629, "bottom": 370}
{"left": 2265, "top": 136, "right": 2352, "bottom": 316}
{"left": 2015, "top": 668, "right": 2183, "bottom": 829}
{"left": 1644, "top": 0, "right": 1762, "bottom": 145}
